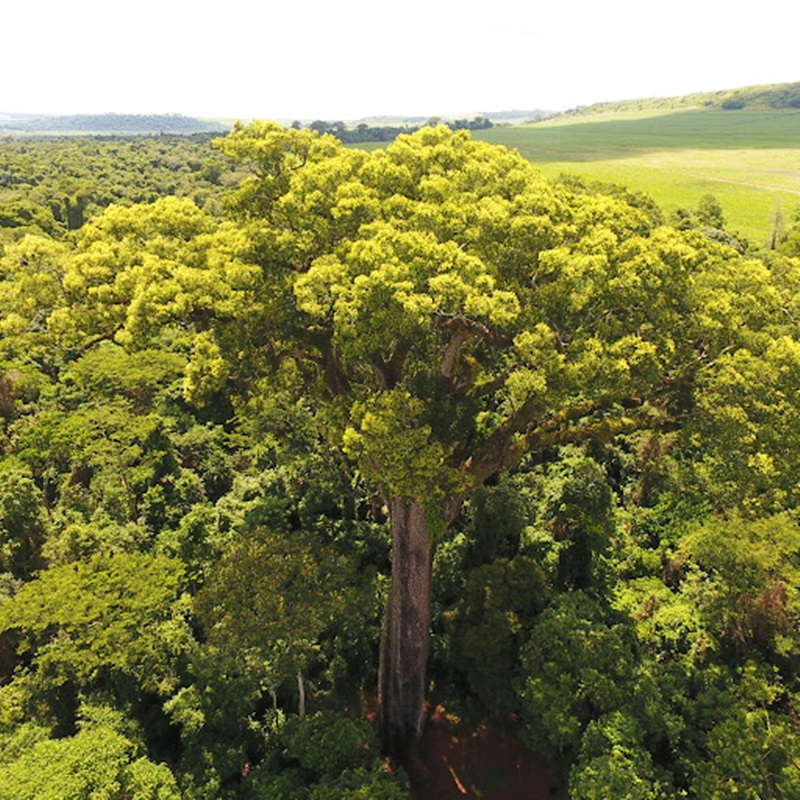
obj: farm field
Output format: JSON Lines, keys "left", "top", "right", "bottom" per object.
{"left": 473, "top": 109, "right": 800, "bottom": 245}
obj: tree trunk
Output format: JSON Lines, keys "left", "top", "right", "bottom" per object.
{"left": 297, "top": 671, "right": 306, "bottom": 719}
{"left": 379, "top": 498, "right": 434, "bottom": 767}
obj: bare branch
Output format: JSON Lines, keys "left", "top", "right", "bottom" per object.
{"left": 281, "top": 336, "right": 350, "bottom": 397}
{"left": 437, "top": 315, "right": 511, "bottom": 397}
{"left": 437, "top": 314, "right": 511, "bottom": 348}
{"left": 439, "top": 325, "right": 473, "bottom": 381}
{"left": 284, "top": 349, "right": 324, "bottom": 367}
{"left": 76, "top": 324, "right": 125, "bottom": 355}
{"left": 463, "top": 395, "right": 552, "bottom": 485}
{"left": 370, "top": 339, "right": 411, "bottom": 391}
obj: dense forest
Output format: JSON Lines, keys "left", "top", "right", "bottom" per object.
{"left": 1, "top": 122, "right": 800, "bottom": 799}
{"left": 0, "top": 134, "right": 235, "bottom": 232}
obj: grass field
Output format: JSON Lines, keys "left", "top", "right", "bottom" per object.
{"left": 472, "top": 109, "right": 800, "bottom": 246}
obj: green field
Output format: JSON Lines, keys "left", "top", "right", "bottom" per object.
{"left": 473, "top": 109, "right": 800, "bottom": 245}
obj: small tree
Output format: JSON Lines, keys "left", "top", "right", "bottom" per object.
{"left": 195, "top": 529, "right": 358, "bottom": 717}
{"left": 695, "top": 194, "right": 725, "bottom": 229}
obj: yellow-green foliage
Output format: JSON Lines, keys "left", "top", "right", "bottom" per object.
{"left": 0, "top": 705, "right": 180, "bottom": 800}
{"left": 0, "top": 553, "right": 190, "bottom": 694}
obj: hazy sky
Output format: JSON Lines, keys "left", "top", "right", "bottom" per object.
{"left": 3, "top": 0, "right": 797, "bottom": 120}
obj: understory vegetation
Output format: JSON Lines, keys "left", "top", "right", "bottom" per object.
{"left": 1, "top": 121, "right": 800, "bottom": 798}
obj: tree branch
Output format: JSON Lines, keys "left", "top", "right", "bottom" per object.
{"left": 462, "top": 395, "right": 553, "bottom": 485}
{"left": 439, "top": 325, "right": 474, "bottom": 382}
{"left": 437, "top": 315, "right": 511, "bottom": 396}
{"left": 437, "top": 314, "right": 511, "bottom": 349}
{"left": 464, "top": 399, "right": 667, "bottom": 489}
{"left": 323, "top": 342, "right": 350, "bottom": 397}
{"left": 75, "top": 323, "right": 126, "bottom": 355}
{"left": 370, "top": 338, "right": 412, "bottom": 390}
{"left": 281, "top": 335, "right": 350, "bottom": 397}
{"left": 515, "top": 404, "right": 667, "bottom": 466}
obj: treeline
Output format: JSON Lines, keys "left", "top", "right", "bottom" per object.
{"left": 0, "top": 113, "right": 228, "bottom": 135}
{"left": 0, "top": 124, "right": 800, "bottom": 799}
{"left": 300, "top": 115, "right": 493, "bottom": 142}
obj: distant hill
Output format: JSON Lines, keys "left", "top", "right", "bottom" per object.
{"left": 474, "top": 94, "right": 800, "bottom": 246}
{"left": 0, "top": 113, "right": 228, "bottom": 135}
{"left": 0, "top": 109, "right": 552, "bottom": 137}
{"left": 560, "top": 82, "right": 800, "bottom": 118}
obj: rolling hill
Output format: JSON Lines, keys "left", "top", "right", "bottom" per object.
{"left": 473, "top": 84, "right": 800, "bottom": 245}
{"left": 0, "top": 112, "right": 227, "bottom": 135}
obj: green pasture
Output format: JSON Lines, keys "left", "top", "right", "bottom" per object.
{"left": 473, "top": 109, "right": 800, "bottom": 245}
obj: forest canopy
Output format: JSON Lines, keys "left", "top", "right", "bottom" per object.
{"left": 1, "top": 124, "right": 800, "bottom": 798}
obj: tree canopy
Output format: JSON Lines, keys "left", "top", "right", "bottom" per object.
{"left": 1, "top": 122, "right": 800, "bottom": 796}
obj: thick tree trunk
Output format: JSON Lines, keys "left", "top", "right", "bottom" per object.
{"left": 379, "top": 498, "right": 434, "bottom": 767}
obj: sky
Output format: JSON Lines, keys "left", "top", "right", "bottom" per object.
{"left": 3, "top": 0, "right": 798, "bottom": 121}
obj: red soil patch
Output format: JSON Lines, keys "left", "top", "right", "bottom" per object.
{"left": 409, "top": 705, "right": 566, "bottom": 800}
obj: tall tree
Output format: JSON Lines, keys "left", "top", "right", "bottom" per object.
{"left": 69, "top": 122, "right": 793, "bottom": 766}
{"left": 204, "top": 122, "right": 710, "bottom": 764}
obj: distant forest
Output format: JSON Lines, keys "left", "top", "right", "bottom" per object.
{"left": 0, "top": 113, "right": 499, "bottom": 141}
{"left": 0, "top": 113, "right": 227, "bottom": 135}
{"left": 299, "top": 115, "right": 494, "bottom": 143}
